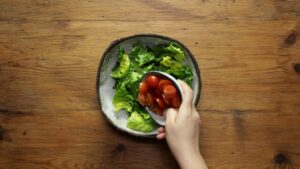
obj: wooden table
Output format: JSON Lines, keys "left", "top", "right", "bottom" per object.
{"left": 1, "top": 1, "right": 300, "bottom": 168}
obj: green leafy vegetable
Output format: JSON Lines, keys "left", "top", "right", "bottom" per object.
{"left": 160, "top": 56, "right": 193, "bottom": 86}
{"left": 165, "top": 42, "right": 185, "bottom": 62}
{"left": 160, "top": 56, "right": 182, "bottom": 69}
{"left": 127, "top": 111, "right": 157, "bottom": 132}
{"left": 111, "top": 48, "right": 130, "bottom": 78}
{"left": 112, "top": 85, "right": 134, "bottom": 112}
{"left": 130, "top": 42, "right": 155, "bottom": 66}
{"left": 111, "top": 42, "right": 193, "bottom": 133}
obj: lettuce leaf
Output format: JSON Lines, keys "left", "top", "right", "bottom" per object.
{"left": 127, "top": 111, "right": 157, "bottom": 132}
{"left": 130, "top": 42, "right": 155, "bottom": 66}
{"left": 160, "top": 56, "right": 182, "bottom": 69}
{"left": 160, "top": 56, "right": 193, "bottom": 86}
{"left": 111, "top": 47, "right": 130, "bottom": 78}
{"left": 165, "top": 42, "right": 185, "bottom": 62}
{"left": 112, "top": 85, "right": 134, "bottom": 112}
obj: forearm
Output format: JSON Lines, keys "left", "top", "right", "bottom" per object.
{"left": 176, "top": 151, "right": 208, "bottom": 169}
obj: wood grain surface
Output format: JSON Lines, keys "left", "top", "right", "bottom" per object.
{"left": 1, "top": 0, "right": 300, "bottom": 169}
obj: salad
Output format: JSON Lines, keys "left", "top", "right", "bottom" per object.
{"left": 111, "top": 41, "right": 193, "bottom": 132}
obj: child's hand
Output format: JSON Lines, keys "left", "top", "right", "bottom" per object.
{"left": 156, "top": 80, "right": 208, "bottom": 169}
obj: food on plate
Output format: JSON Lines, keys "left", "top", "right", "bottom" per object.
{"left": 138, "top": 74, "right": 182, "bottom": 115}
{"left": 111, "top": 42, "right": 193, "bottom": 132}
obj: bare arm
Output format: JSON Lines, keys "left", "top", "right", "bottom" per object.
{"left": 156, "top": 80, "right": 208, "bottom": 169}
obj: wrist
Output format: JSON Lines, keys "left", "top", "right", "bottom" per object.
{"left": 175, "top": 150, "right": 207, "bottom": 169}
{"left": 174, "top": 144, "right": 200, "bottom": 160}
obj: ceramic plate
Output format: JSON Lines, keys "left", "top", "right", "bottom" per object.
{"left": 96, "top": 34, "right": 202, "bottom": 138}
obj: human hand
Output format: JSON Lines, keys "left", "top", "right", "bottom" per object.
{"left": 156, "top": 80, "right": 207, "bottom": 169}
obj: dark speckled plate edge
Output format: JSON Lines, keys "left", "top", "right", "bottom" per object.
{"left": 96, "top": 34, "right": 202, "bottom": 138}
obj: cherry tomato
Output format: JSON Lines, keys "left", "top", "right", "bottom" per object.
{"left": 150, "top": 106, "right": 164, "bottom": 116}
{"left": 155, "top": 97, "right": 166, "bottom": 110}
{"left": 145, "top": 93, "right": 154, "bottom": 106}
{"left": 163, "top": 85, "right": 177, "bottom": 99}
{"left": 139, "top": 82, "right": 148, "bottom": 94}
{"left": 154, "top": 88, "right": 163, "bottom": 97}
{"left": 162, "top": 94, "right": 170, "bottom": 106}
{"left": 171, "top": 95, "right": 181, "bottom": 108}
{"left": 138, "top": 92, "right": 153, "bottom": 106}
{"left": 139, "top": 74, "right": 181, "bottom": 113}
{"left": 146, "top": 75, "right": 159, "bottom": 88}
{"left": 158, "top": 79, "right": 172, "bottom": 92}
{"left": 138, "top": 93, "right": 147, "bottom": 106}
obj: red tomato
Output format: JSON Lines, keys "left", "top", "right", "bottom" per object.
{"left": 154, "top": 88, "right": 163, "bottom": 97}
{"left": 163, "top": 85, "right": 177, "bottom": 99}
{"left": 140, "top": 74, "right": 181, "bottom": 114}
{"left": 138, "top": 92, "right": 153, "bottom": 106}
{"left": 158, "top": 79, "right": 172, "bottom": 92}
{"left": 150, "top": 106, "right": 164, "bottom": 116}
{"left": 155, "top": 97, "right": 166, "bottom": 110}
{"left": 145, "top": 92, "right": 154, "bottom": 106}
{"left": 171, "top": 95, "right": 181, "bottom": 108}
{"left": 162, "top": 94, "right": 170, "bottom": 106}
{"left": 146, "top": 75, "right": 159, "bottom": 88}
{"left": 139, "top": 82, "right": 148, "bottom": 94}
{"left": 138, "top": 93, "right": 146, "bottom": 106}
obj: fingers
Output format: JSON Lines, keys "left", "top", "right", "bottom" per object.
{"left": 178, "top": 80, "right": 193, "bottom": 109}
{"left": 157, "top": 127, "right": 165, "bottom": 133}
{"left": 165, "top": 108, "right": 177, "bottom": 125}
{"left": 156, "top": 133, "right": 165, "bottom": 140}
{"left": 177, "top": 80, "right": 194, "bottom": 116}
{"left": 156, "top": 127, "right": 166, "bottom": 140}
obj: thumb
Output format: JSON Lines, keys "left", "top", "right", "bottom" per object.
{"left": 177, "top": 80, "right": 193, "bottom": 115}
{"left": 165, "top": 108, "right": 177, "bottom": 125}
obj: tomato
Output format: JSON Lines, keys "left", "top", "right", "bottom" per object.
{"left": 139, "top": 82, "right": 148, "bottom": 94}
{"left": 171, "top": 95, "right": 181, "bottom": 108}
{"left": 138, "top": 93, "right": 147, "bottom": 106}
{"left": 163, "top": 85, "right": 177, "bottom": 99}
{"left": 146, "top": 75, "right": 159, "bottom": 88}
{"left": 140, "top": 74, "right": 181, "bottom": 114}
{"left": 158, "top": 79, "right": 172, "bottom": 92}
{"left": 145, "top": 93, "right": 154, "bottom": 106}
{"left": 154, "top": 88, "right": 163, "bottom": 97}
{"left": 155, "top": 97, "right": 166, "bottom": 110}
{"left": 138, "top": 92, "right": 153, "bottom": 106}
{"left": 162, "top": 94, "right": 170, "bottom": 106}
{"left": 150, "top": 106, "right": 164, "bottom": 116}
